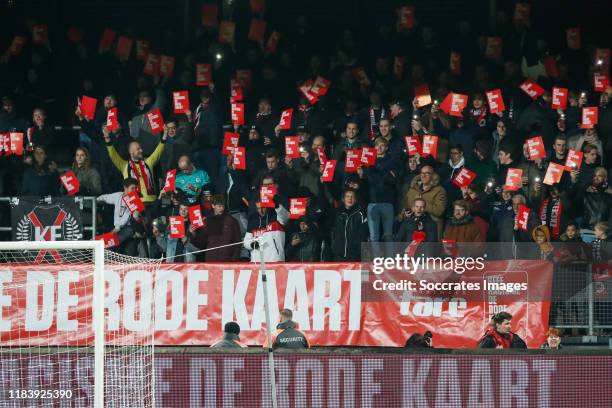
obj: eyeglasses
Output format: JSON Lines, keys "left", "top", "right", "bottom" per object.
{"left": 420, "top": 171, "right": 432, "bottom": 175}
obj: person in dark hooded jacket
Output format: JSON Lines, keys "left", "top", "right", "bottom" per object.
{"left": 211, "top": 322, "right": 247, "bottom": 348}
{"left": 286, "top": 215, "right": 321, "bottom": 262}
{"left": 331, "top": 189, "right": 369, "bottom": 261}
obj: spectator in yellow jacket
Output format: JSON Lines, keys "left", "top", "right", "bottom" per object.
{"left": 103, "top": 124, "right": 166, "bottom": 203}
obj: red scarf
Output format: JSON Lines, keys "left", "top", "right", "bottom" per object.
{"left": 129, "top": 160, "right": 154, "bottom": 195}
{"left": 482, "top": 328, "right": 513, "bottom": 348}
{"left": 539, "top": 198, "right": 563, "bottom": 238}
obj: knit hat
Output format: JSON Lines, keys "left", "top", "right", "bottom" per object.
{"left": 224, "top": 321, "right": 240, "bottom": 335}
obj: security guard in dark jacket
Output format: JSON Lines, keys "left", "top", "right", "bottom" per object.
{"left": 264, "top": 309, "right": 309, "bottom": 350}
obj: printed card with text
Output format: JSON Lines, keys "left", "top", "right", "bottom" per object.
{"left": 146, "top": 108, "right": 164, "bottom": 134}
{"left": 122, "top": 191, "right": 144, "bottom": 214}
{"left": 169, "top": 216, "right": 185, "bottom": 239}
{"left": 421, "top": 135, "right": 438, "bottom": 158}
{"left": 321, "top": 160, "right": 337, "bottom": 182}
{"left": 196, "top": 63, "right": 212, "bottom": 86}
{"left": 543, "top": 162, "right": 565, "bottom": 185}
{"left": 285, "top": 136, "right": 300, "bottom": 159}
{"left": 405, "top": 135, "right": 422, "bottom": 156}
{"left": 135, "top": 40, "right": 150, "bottom": 60}
{"left": 452, "top": 168, "right": 476, "bottom": 188}
{"left": 106, "top": 107, "right": 119, "bottom": 131}
{"left": 97, "top": 231, "right": 120, "bottom": 248}
{"left": 299, "top": 80, "right": 319, "bottom": 105}
{"left": 143, "top": 54, "right": 161, "bottom": 76}
{"left": 311, "top": 76, "right": 331, "bottom": 96}
{"left": 260, "top": 185, "right": 277, "bottom": 208}
{"left": 565, "top": 149, "right": 583, "bottom": 171}
{"left": 394, "top": 57, "right": 404, "bottom": 80}
{"left": 440, "top": 93, "right": 468, "bottom": 117}
{"left": 289, "top": 198, "right": 307, "bottom": 219}
{"left": 414, "top": 84, "right": 432, "bottom": 107}
{"left": 232, "top": 146, "right": 246, "bottom": 170}
{"left": 516, "top": 205, "right": 530, "bottom": 231}
{"left": 504, "top": 168, "right": 523, "bottom": 191}
{"left": 189, "top": 205, "right": 205, "bottom": 229}
{"left": 80, "top": 96, "right": 97, "bottom": 120}
{"left": 316, "top": 147, "right": 327, "bottom": 164}
{"left": 450, "top": 52, "right": 461, "bottom": 75}
{"left": 361, "top": 147, "right": 376, "bottom": 167}
{"left": 581, "top": 107, "right": 598, "bottom": 129}
{"left": 60, "top": 171, "right": 80, "bottom": 196}
{"left": 222, "top": 132, "right": 240, "bottom": 155}
{"left": 231, "top": 103, "right": 245, "bottom": 126}
{"left": 520, "top": 80, "right": 545, "bottom": 100}
{"left": 566, "top": 27, "right": 581, "bottom": 50}
{"left": 163, "top": 169, "right": 176, "bottom": 192}
{"left": 552, "top": 87, "right": 568, "bottom": 110}
{"left": 278, "top": 108, "right": 293, "bottom": 130}
{"left": 173, "top": 91, "right": 190, "bottom": 114}
{"left": 526, "top": 136, "right": 546, "bottom": 160}
{"left": 594, "top": 72, "right": 610, "bottom": 92}
{"left": 344, "top": 149, "right": 361, "bottom": 172}
{"left": 0, "top": 134, "right": 9, "bottom": 155}
{"left": 9, "top": 133, "right": 23, "bottom": 156}
{"left": 486, "top": 89, "right": 505, "bottom": 113}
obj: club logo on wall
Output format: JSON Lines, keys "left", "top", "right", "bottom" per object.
{"left": 12, "top": 197, "right": 83, "bottom": 242}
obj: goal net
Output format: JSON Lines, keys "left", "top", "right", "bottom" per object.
{"left": 0, "top": 241, "right": 159, "bottom": 408}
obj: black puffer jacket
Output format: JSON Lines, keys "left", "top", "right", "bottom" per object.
{"left": 331, "top": 205, "right": 368, "bottom": 261}
{"left": 582, "top": 185, "right": 612, "bottom": 229}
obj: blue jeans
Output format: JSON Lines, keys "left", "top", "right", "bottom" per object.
{"left": 367, "top": 203, "right": 394, "bottom": 242}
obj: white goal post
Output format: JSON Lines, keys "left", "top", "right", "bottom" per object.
{"left": 0, "top": 240, "right": 157, "bottom": 408}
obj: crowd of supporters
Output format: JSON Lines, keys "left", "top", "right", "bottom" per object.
{"left": 0, "top": 2, "right": 611, "bottom": 263}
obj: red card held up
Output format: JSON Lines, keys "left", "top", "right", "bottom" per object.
{"left": 60, "top": 171, "right": 80, "bottom": 196}
{"left": 321, "top": 160, "right": 337, "bottom": 182}
{"left": 565, "top": 149, "right": 583, "bottom": 171}
{"left": 189, "top": 205, "right": 205, "bottom": 229}
{"left": 163, "top": 169, "right": 177, "bottom": 192}
{"left": 169, "top": 216, "right": 185, "bottom": 239}
{"left": 289, "top": 198, "right": 307, "bottom": 219}
{"left": 173, "top": 91, "right": 190, "bottom": 114}
{"left": 285, "top": 136, "right": 300, "bottom": 159}
{"left": 122, "top": 191, "right": 144, "bottom": 214}
{"left": 452, "top": 168, "right": 476, "bottom": 188}
{"left": 97, "top": 231, "right": 120, "bottom": 248}
{"left": 526, "top": 136, "right": 546, "bottom": 160}
{"left": 504, "top": 168, "right": 523, "bottom": 191}
{"left": 80, "top": 96, "right": 97, "bottom": 120}
{"left": 260, "top": 185, "right": 277, "bottom": 208}
{"left": 146, "top": 108, "right": 164, "bottom": 134}
{"left": 232, "top": 147, "right": 246, "bottom": 170}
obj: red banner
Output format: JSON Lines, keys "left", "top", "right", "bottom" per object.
{"left": 0, "top": 262, "right": 552, "bottom": 348}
